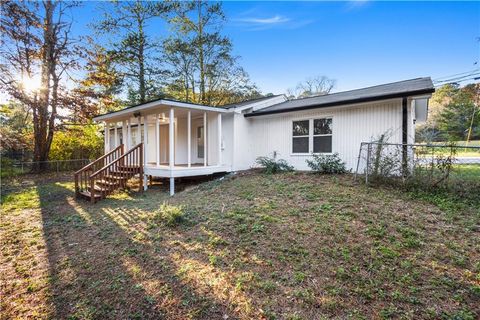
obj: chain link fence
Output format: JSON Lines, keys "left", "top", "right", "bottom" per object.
{"left": 354, "top": 142, "right": 480, "bottom": 199}
{"left": 1, "top": 159, "right": 91, "bottom": 178}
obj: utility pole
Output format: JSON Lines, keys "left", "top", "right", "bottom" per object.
{"left": 465, "top": 82, "right": 479, "bottom": 147}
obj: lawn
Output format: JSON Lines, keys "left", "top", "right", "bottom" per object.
{"left": 1, "top": 172, "right": 479, "bottom": 319}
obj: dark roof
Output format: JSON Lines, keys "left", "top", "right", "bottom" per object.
{"left": 220, "top": 94, "right": 284, "bottom": 109}
{"left": 244, "top": 77, "right": 435, "bottom": 117}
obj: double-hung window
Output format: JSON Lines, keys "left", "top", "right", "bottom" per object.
{"left": 292, "top": 120, "right": 310, "bottom": 153}
{"left": 313, "top": 118, "right": 332, "bottom": 153}
{"left": 292, "top": 118, "right": 332, "bottom": 154}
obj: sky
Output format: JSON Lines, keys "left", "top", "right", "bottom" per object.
{"left": 64, "top": 1, "right": 480, "bottom": 94}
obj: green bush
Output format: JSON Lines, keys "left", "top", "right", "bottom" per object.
{"left": 256, "top": 156, "right": 294, "bottom": 174}
{"left": 154, "top": 202, "right": 185, "bottom": 226}
{"left": 306, "top": 153, "right": 348, "bottom": 174}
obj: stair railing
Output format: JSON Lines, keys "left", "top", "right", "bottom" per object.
{"left": 74, "top": 145, "right": 124, "bottom": 197}
{"left": 88, "top": 143, "right": 143, "bottom": 203}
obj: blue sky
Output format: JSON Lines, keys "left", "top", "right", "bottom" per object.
{"left": 76, "top": 1, "right": 480, "bottom": 94}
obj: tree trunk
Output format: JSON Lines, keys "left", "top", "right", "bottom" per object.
{"left": 32, "top": 0, "right": 55, "bottom": 172}
{"left": 138, "top": 18, "right": 146, "bottom": 104}
{"left": 197, "top": 1, "right": 206, "bottom": 104}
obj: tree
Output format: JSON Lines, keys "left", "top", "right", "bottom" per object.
{"left": 417, "top": 83, "right": 480, "bottom": 142}
{"left": 287, "top": 75, "right": 336, "bottom": 99}
{"left": 436, "top": 83, "right": 480, "bottom": 141}
{"left": 0, "top": 102, "right": 32, "bottom": 154}
{"left": 77, "top": 39, "right": 124, "bottom": 115}
{"left": 1, "top": 0, "right": 80, "bottom": 171}
{"left": 163, "top": 37, "right": 196, "bottom": 102}
{"left": 94, "top": 0, "right": 172, "bottom": 105}
{"left": 169, "top": 1, "right": 259, "bottom": 106}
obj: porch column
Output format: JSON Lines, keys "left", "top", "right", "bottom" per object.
{"left": 137, "top": 116, "right": 141, "bottom": 145}
{"left": 187, "top": 110, "right": 191, "bottom": 168}
{"left": 169, "top": 108, "right": 175, "bottom": 196}
{"left": 155, "top": 113, "right": 160, "bottom": 166}
{"left": 217, "top": 113, "right": 222, "bottom": 166}
{"left": 143, "top": 115, "right": 148, "bottom": 190}
{"left": 169, "top": 108, "right": 174, "bottom": 169}
{"left": 127, "top": 119, "right": 131, "bottom": 149}
{"left": 114, "top": 122, "right": 118, "bottom": 148}
{"left": 203, "top": 112, "right": 207, "bottom": 167}
{"left": 122, "top": 120, "right": 127, "bottom": 148}
{"left": 104, "top": 122, "right": 110, "bottom": 152}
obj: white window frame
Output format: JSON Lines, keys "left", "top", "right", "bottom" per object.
{"left": 312, "top": 118, "right": 333, "bottom": 154}
{"left": 292, "top": 119, "right": 310, "bottom": 155}
{"left": 291, "top": 117, "right": 333, "bottom": 155}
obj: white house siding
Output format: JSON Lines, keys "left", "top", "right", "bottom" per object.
{"left": 247, "top": 99, "right": 407, "bottom": 171}
{"left": 232, "top": 112, "right": 256, "bottom": 171}
{"left": 221, "top": 113, "right": 234, "bottom": 167}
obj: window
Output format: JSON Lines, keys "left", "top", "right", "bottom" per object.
{"left": 292, "top": 118, "right": 332, "bottom": 154}
{"left": 313, "top": 118, "right": 332, "bottom": 153}
{"left": 292, "top": 120, "right": 309, "bottom": 153}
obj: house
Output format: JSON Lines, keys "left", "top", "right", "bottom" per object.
{"left": 76, "top": 77, "right": 434, "bottom": 201}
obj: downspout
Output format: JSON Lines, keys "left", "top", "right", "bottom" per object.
{"left": 402, "top": 97, "right": 408, "bottom": 176}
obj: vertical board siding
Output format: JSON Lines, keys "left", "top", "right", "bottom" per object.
{"left": 245, "top": 99, "right": 404, "bottom": 171}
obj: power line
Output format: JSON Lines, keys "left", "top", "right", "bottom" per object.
{"left": 433, "top": 76, "right": 480, "bottom": 87}
{"left": 433, "top": 72, "right": 480, "bottom": 84}
{"left": 433, "top": 68, "right": 480, "bottom": 81}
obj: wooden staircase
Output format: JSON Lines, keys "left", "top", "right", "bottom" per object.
{"left": 74, "top": 143, "right": 144, "bottom": 203}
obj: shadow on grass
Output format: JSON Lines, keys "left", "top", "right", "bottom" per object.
{"left": 37, "top": 182, "right": 244, "bottom": 319}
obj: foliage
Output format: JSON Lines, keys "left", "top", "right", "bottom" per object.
{"left": 94, "top": 0, "right": 172, "bottom": 104}
{"left": 306, "top": 153, "right": 348, "bottom": 174}
{"left": 417, "top": 83, "right": 479, "bottom": 142}
{"left": 0, "top": 157, "right": 23, "bottom": 179}
{"left": 0, "top": 1, "right": 87, "bottom": 171}
{"left": 77, "top": 40, "right": 124, "bottom": 115}
{"left": 256, "top": 156, "right": 294, "bottom": 174}
{"left": 166, "top": 1, "right": 260, "bottom": 106}
{"left": 0, "top": 102, "right": 33, "bottom": 153}
{"left": 49, "top": 124, "right": 103, "bottom": 161}
{"left": 363, "top": 140, "right": 480, "bottom": 201}
{"left": 154, "top": 202, "right": 185, "bottom": 227}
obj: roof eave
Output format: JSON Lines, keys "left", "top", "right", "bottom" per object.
{"left": 244, "top": 88, "right": 435, "bottom": 118}
{"left": 93, "top": 99, "right": 228, "bottom": 122}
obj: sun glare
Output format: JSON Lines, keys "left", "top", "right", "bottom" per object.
{"left": 21, "top": 75, "right": 41, "bottom": 93}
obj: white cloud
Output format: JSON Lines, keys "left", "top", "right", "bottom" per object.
{"left": 232, "top": 14, "right": 312, "bottom": 31}
{"left": 235, "top": 15, "right": 291, "bottom": 25}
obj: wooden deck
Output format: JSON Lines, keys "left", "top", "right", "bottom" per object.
{"left": 144, "top": 163, "right": 231, "bottom": 178}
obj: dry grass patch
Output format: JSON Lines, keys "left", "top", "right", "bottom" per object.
{"left": 1, "top": 171, "right": 479, "bottom": 319}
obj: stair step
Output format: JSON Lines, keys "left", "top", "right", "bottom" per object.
{"left": 118, "top": 165, "right": 141, "bottom": 170}
{"left": 96, "top": 179, "right": 119, "bottom": 187}
{"left": 104, "top": 174, "right": 129, "bottom": 181}
{"left": 79, "top": 190, "right": 103, "bottom": 200}
{"left": 88, "top": 185, "right": 109, "bottom": 193}
{"left": 110, "top": 170, "right": 137, "bottom": 175}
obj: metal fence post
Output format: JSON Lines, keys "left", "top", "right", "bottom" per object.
{"left": 354, "top": 143, "right": 364, "bottom": 181}
{"left": 365, "top": 143, "right": 371, "bottom": 185}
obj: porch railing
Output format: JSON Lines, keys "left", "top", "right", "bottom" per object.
{"left": 74, "top": 145, "right": 124, "bottom": 197}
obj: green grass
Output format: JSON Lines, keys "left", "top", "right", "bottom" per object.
{"left": 1, "top": 172, "right": 479, "bottom": 319}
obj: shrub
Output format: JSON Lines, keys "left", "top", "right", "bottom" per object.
{"left": 256, "top": 156, "right": 294, "bottom": 174}
{"left": 154, "top": 203, "right": 185, "bottom": 226}
{"left": 306, "top": 153, "right": 347, "bottom": 174}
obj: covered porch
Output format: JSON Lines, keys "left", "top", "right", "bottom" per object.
{"left": 94, "top": 100, "right": 230, "bottom": 195}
